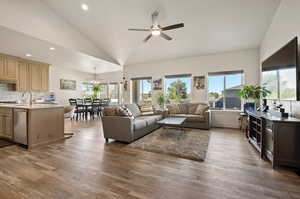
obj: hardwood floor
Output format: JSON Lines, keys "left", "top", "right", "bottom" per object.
{"left": 0, "top": 119, "right": 300, "bottom": 199}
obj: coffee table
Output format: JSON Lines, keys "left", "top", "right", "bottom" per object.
{"left": 157, "top": 117, "right": 186, "bottom": 132}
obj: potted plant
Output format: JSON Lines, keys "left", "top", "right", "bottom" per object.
{"left": 238, "top": 85, "right": 270, "bottom": 112}
{"left": 91, "top": 84, "right": 101, "bottom": 100}
{"left": 157, "top": 92, "right": 167, "bottom": 109}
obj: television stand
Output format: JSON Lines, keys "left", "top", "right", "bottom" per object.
{"left": 247, "top": 111, "right": 300, "bottom": 169}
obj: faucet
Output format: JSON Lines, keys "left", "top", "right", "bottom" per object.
{"left": 22, "top": 91, "right": 33, "bottom": 105}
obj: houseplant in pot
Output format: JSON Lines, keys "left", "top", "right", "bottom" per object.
{"left": 238, "top": 85, "right": 270, "bottom": 113}
{"left": 91, "top": 84, "right": 101, "bottom": 100}
{"left": 157, "top": 92, "right": 167, "bottom": 109}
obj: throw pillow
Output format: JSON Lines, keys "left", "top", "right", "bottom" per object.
{"left": 103, "top": 106, "right": 118, "bottom": 116}
{"left": 188, "top": 103, "right": 199, "bottom": 114}
{"left": 194, "top": 104, "right": 209, "bottom": 115}
{"left": 167, "top": 104, "right": 179, "bottom": 114}
{"left": 138, "top": 104, "right": 153, "bottom": 113}
{"left": 118, "top": 106, "right": 135, "bottom": 119}
{"left": 178, "top": 103, "right": 188, "bottom": 114}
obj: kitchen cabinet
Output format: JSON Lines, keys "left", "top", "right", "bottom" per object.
{"left": 29, "top": 62, "right": 42, "bottom": 92}
{"left": 28, "top": 62, "right": 49, "bottom": 92}
{"left": 40, "top": 64, "right": 49, "bottom": 91}
{"left": 0, "top": 54, "right": 18, "bottom": 82}
{"left": 17, "top": 61, "right": 30, "bottom": 91}
{"left": 0, "top": 108, "right": 13, "bottom": 139}
{"left": 17, "top": 61, "right": 49, "bottom": 92}
{"left": 0, "top": 53, "right": 49, "bottom": 92}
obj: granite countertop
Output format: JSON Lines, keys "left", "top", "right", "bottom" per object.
{"left": 0, "top": 103, "right": 64, "bottom": 110}
{"left": 248, "top": 111, "right": 300, "bottom": 123}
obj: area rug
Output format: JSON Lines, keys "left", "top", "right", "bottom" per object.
{"left": 127, "top": 128, "right": 211, "bottom": 162}
{"left": 0, "top": 139, "right": 14, "bottom": 148}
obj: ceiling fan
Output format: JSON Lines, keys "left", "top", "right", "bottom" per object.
{"left": 128, "top": 11, "right": 184, "bottom": 42}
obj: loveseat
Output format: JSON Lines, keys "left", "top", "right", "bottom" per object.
{"left": 166, "top": 103, "right": 210, "bottom": 129}
{"left": 102, "top": 104, "right": 163, "bottom": 143}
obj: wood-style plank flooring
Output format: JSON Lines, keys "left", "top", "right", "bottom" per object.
{"left": 0, "top": 118, "right": 300, "bottom": 199}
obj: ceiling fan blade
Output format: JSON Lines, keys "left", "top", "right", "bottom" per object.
{"left": 161, "top": 23, "right": 184, "bottom": 31}
{"left": 143, "top": 34, "right": 152, "bottom": 42}
{"left": 152, "top": 11, "right": 159, "bottom": 25}
{"left": 160, "top": 32, "right": 172, "bottom": 41}
{"left": 128, "top": 28, "right": 150, "bottom": 31}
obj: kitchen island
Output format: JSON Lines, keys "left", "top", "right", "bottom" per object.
{"left": 0, "top": 104, "right": 64, "bottom": 149}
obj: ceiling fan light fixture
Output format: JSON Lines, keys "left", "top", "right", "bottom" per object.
{"left": 151, "top": 30, "right": 161, "bottom": 36}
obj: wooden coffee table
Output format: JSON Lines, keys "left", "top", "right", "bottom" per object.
{"left": 157, "top": 117, "right": 186, "bottom": 132}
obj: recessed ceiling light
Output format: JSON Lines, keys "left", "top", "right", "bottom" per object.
{"left": 25, "top": 54, "right": 32, "bottom": 57}
{"left": 81, "top": 4, "right": 89, "bottom": 11}
{"left": 49, "top": 47, "right": 56, "bottom": 51}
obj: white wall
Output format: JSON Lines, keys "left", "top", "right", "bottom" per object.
{"left": 124, "top": 48, "right": 260, "bottom": 103}
{"left": 97, "top": 71, "right": 123, "bottom": 84}
{"left": 259, "top": 0, "right": 300, "bottom": 117}
{"left": 0, "top": 0, "right": 114, "bottom": 63}
{"left": 123, "top": 49, "right": 260, "bottom": 128}
{"left": 49, "top": 66, "right": 93, "bottom": 105}
{"left": 260, "top": 0, "right": 300, "bottom": 62}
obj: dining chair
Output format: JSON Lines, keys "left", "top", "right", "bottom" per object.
{"left": 92, "top": 98, "right": 101, "bottom": 118}
{"left": 76, "top": 98, "right": 84, "bottom": 105}
{"left": 84, "top": 98, "right": 92, "bottom": 104}
{"left": 69, "top": 98, "right": 84, "bottom": 120}
{"left": 83, "top": 98, "right": 93, "bottom": 119}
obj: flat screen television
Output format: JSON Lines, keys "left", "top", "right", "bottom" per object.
{"left": 262, "top": 37, "right": 299, "bottom": 101}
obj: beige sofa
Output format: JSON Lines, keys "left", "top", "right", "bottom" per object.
{"left": 166, "top": 103, "right": 210, "bottom": 130}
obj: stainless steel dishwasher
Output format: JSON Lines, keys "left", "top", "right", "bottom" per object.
{"left": 14, "top": 109, "right": 28, "bottom": 145}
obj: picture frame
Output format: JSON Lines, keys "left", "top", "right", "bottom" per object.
{"left": 60, "top": 79, "right": 77, "bottom": 90}
{"left": 153, "top": 78, "right": 163, "bottom": 90}
{"left": 194, "top": 76, "right": 205, "bottom": 90}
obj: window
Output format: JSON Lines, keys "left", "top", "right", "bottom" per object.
{"left": 99, "top": 84, "right": 108, "bottom": 99}
{"left": 262, "top": 68, "right": 296, "bottom": 100}
{"left": 132, "top": 78, "right": 152, "bottom": 104}
{"left": 208, "top": 71, "right": 243, "bottom": 110}
{"left": 109, "top": 83, "right": 119, "bottom": 104}
{"left": 164, "top": 74, "right": 191, "bottom": 104}
{"left": 82, "top": 83, "right": 93, "bottom": 97}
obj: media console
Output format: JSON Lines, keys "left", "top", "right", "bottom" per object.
{"left": 248, "top": 111, "right": 300, "bottom": 169}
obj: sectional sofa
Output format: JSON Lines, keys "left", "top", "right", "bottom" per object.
{"left": 102, "top": 104, "right": 162, "bottom": 143}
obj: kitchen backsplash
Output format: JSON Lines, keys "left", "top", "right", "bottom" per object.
{"left": 0, "top": 83, "right": 47, "bottom": 102}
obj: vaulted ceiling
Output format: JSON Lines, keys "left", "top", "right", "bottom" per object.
{"left": 43, "top": 0, "right": 281, "bottom": 66}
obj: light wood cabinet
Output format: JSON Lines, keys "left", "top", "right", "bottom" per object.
{"left": 0, "top": 108, "right": 13, "bottom": 139}
{"left": 0, "top": 53, "right": 49, "bottom": 92}
{"left": 17, "top": 61, "right": 30, "bottom": 92}
{"left": 0, "top": 55, "right": 5, "bottom": 78}
{"left": 40, "top": 65, "right": 49, "bottom": 91}
{"left": 5, "top": 56, "right": 18, "bottom": 81}
{"left": 17, "top": 61, "right": 50, "bottom": 92}
{"left": 28, "top": 62, "right": 49, "bottom": 92}
{"left": 0, "top": 54, "right": 18, "bottom": 82}
{"left": 29, "top": 63, "right": 42, "bottom": 92}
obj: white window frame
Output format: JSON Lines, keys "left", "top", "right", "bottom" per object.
{"left": 108, "top": 82, "right": 120, "bottom": 104}
{"left": 207, "top": 70, "right": 244, "bottom": 110}
{"left": 164, "top": 74, "right": 192, "bottom": 104}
